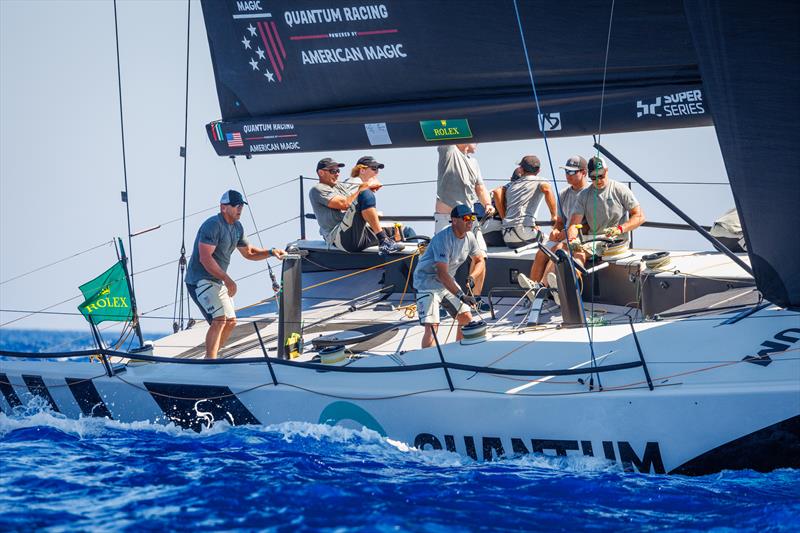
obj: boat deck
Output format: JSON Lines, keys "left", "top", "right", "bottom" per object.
{"left": 149, "top": 241, "right": 753, "bottom": 363}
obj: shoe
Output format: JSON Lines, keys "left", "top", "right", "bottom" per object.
{"left": 516, "top": 273, "right": 541, "bottom": 302}
{"left": 546, "top": 272, "right": 560, "bottom": 306}
{"left": 379, "top": 239, "right": 405, "bottom": 256}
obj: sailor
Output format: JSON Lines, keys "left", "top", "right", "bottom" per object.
{"left": 434, "top": 143, "right": 494, "bottom": 248}
{"left": 309, "top": 157, "right": 405, "bottom": 255}
{"left": 500, "top": 155, "right": 558, "bottom": 249}
{"left": 518, "top": 155, "right": 589, "bottom": 289}
{"left": 185, "top": 190, "right": 287, "bottom": 359}
{"left": 413, "top": 204, "right": 487, "bottom": 348}
{"left": 347, "top": 155, "right": 417, "bottom": 242}
{"left": 564, "top": 156, "right": 645, "bottom": 270}
{"left": 346, "top": 155, "right": 384, "bottom": 185}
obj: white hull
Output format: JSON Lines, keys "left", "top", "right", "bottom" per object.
{"left": 3, "top": 305, "right": 798, "bottom": 475}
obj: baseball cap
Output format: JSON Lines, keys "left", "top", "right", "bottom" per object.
{"left": 316, "top": 157, "right": 345, "bottom": 171}
{"left": 559, "top": 155, "right": 588, "bottom": 171}
{"left": 220, "top": 190, "right": 247, "bottom": 206}
{"left": 587, "top": 156, "right": 608, "bottom": 177}
{"left": 518, "top": 155, "right": 541, "bottom": 174}
{"left": 356, "top": 155, "right": 385, "bottom": 169}
{"left": 450, "top": 204, "right": 476, "bottom": 218}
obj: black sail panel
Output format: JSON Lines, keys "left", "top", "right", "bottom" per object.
{"left": 200, "top": 0, "right": 709, "bottom": 155}
{"left": 684, "top": 1, "right": 800, "bottom": 309}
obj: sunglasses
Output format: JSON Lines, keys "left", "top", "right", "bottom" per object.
{"left": 462, "top": 214, "right": 477, "bottom": 222}
{"left": 326, "top": 168, "right": 341, "bottom": 174}
{"left": 565, "top": 169, "right": 579, "bottom": 176}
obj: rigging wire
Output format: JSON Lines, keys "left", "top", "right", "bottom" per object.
{"left": 0, "top": 240, "right": 114, "bottom": 286}
{"left": 596, "top": 0, "right": 616, "bottom": 145}
{"left": 511, "top": 0, "right": 603, "bottom": 387}
{"left": 172, "top": 0, "right": 193, "bottom": 333}
{"left": 230, "top": 157, "right": 281, "bottom": 294}
{"left": 112, "top": 0, "right": 136, "bottom": 298}
{"left": 588, "top": 0, "right": 618, "bottom": 355}
{"left": 0, "top": 294, "right": 82, "bottom": 328}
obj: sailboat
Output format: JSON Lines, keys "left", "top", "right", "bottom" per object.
{"left": 1, "top": 1, "right": 798, "bottom": 475}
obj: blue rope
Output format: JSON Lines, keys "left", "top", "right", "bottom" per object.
{"left": 511, "top": 0, "right": 601, "bottom": 384}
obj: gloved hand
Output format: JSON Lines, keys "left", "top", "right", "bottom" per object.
{"left": 459, "top": 292, "right": 477, "bottom": 307}
{"left": 604, "top": 225, "right": 623, "bottom": 238}
{"left": 568, "top": 238, "right": 583, "bottom": 252}
{"left": 466, "top": 275, "right": 476, "bottom": 289}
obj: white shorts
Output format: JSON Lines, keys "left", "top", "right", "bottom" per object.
{"left": 433, "top": 212, "right": 487, "bottom": 251}
{"left": 416, "top": 288, "right": 471, "bottom": 325}
{"left": 195, "top": 279, "right": 236, "bottom": 320}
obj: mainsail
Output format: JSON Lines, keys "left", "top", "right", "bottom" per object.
{"left": 199, "top": 0, "right": 799, "bottom": 308}
{"left": 200, "top": 0, "right": 709, "bottom": 155}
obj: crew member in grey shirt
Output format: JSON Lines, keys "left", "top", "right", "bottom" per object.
{"left": 414, "top": 204, "right": 486, "bottom": 348}
{"left": 518, "top": 155, "right": 590, "bottom": 290}
{"left": 434, "top": 144, "right": 494, "bottom": 246}
{"left": 501, "top": 155, "right": 558, "bottom": 249}
{"left": 185, "top": 190, "right": 286, "bottom": 359}
{"left": 309, "top": 157, "right": 404, "bottom": 256}
{"left": 566, "top": 156, "right": 645, "bottom": 268}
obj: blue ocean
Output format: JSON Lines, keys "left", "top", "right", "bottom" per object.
{"left": 1, "top": 330, "right": 798, "bottom": 531}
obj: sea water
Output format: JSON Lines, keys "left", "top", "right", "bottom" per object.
{"left": 1, "top": 330, "right": 798, "bottom": 531}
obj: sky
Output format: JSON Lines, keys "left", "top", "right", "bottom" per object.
{"left": 0, "top": 0, "right": 735, "bottom": 333}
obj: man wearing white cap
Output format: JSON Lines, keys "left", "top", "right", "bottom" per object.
{"left": 186, "top": 190, "right": 287, "bottom": 359}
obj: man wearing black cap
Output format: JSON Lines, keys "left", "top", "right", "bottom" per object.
{"left": 518, "top": 155, "right": 589, "bottom": 289}
{"left": 185, "top": 190, "right": 287, "bottom": 359}
{"left": 500, "top": 155, "right": 558, "bottom": 249}
{"left": 413, "top": 204, "right": 486, "bottom": 348}
{"left": 309, "top": 156, "right": 404, "bottom": 255}
{"left": 565, "top": 156, "right": 645, "bottom": 267}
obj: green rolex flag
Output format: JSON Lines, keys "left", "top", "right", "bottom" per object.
{"left": 77, "top": 261, "right": 133, "bottom": 324}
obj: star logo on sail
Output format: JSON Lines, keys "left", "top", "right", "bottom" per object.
{"left": 241, "top": 19, "right": 287, "bottom": 83}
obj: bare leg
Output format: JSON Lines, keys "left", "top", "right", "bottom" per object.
{"left": 530, "top": 249, "right": 549, "bottom": 283}
{"left": 359, "top": 206, "right": 383, "bottom": 234}
{"left": 205, "top": 317, "right": 227, "bottom": 359}
{"left": 455, "top": 312, "right": 473, "bottom": 341}
{"left": 422, "top": 323, "right": 439, "bottom": 349}
{"left": 471, "top": 268, "right": 486, "bottom": 296}
{"left": 219, "top": 317, "right": 237, "bottom": 350}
